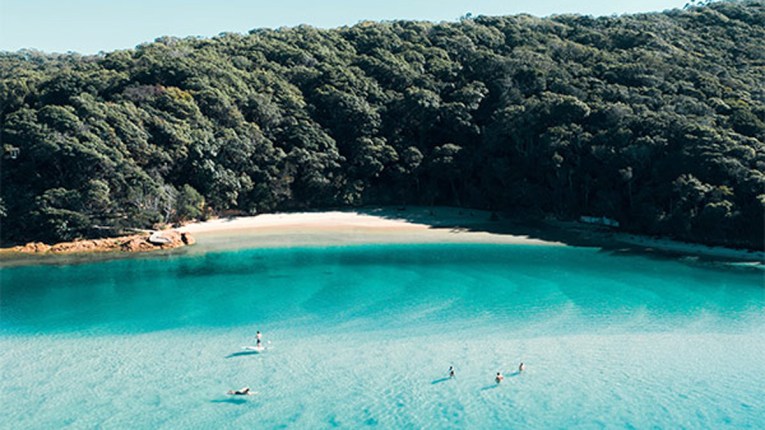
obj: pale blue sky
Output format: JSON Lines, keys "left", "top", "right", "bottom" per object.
{"left": 1, "top": 0, "right": 689, "bottom": 54}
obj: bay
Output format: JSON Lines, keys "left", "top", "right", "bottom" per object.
{"left": 1, "top": 244, "right": 763, "bottom": 429}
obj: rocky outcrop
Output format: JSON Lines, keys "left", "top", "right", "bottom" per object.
{"left": 1, "top": 230, "right": 195, "bottom": 255}
{"left": 14, "top": 242, "right": 52, "bottom": 253}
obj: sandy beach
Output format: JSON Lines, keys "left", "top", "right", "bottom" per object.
{"left": 176, "top": 207, "right": 763, "bottom": 264}
{"left": 177, "top": 207, "right": 561, "bottom": 252}
{"left": 2, "top": 206, "right": 761, "bottom": 266}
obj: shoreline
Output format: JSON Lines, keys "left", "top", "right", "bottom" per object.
{"left": 0, "top": 230, "right": 194, "bottom": 258}
{"left": 612, "top": 233, "right": 765, "bottom": 264}
{"left": 178, "top": 207, "right": 763, "bottom": 263}
{"left": 1, "top": 207, "right": 762, "bottom": 266}
{"left": 544, "top": 220, "right": 764, "bottom": 265}
{"left": 176, "top": 208, "right": 561, "bottom": 251}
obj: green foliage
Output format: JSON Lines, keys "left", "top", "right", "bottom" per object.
{"left": 32, "top": 188, "right": 91, "bottom": 242}
{"left": 176, "top": 184, "right": 205, "bottom": 221}
{"left": 1, "top": 1, "right": 764, "bottom": 249}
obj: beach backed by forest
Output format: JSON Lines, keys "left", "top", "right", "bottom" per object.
{"left": 3, "top": 2, "right": 764, "bottom": 429}
{"left": 3, "top": 207, "right": 763, "bottom": 266}
{"left": 2, "top": 1, "right": 764, "bottom": 251}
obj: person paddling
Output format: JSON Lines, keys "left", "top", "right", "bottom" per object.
{"left": 449, "top": 366, "right": 456, "bottom": 378}
{"left": 518, "top": 362, "right": 526, "bottom": 372}
{"left": 256, "top": 331, "right": 262, "bottom": 347}
{"left": 227, "top": 387, "right": 253, "bottom": 396}
{"left": 495, "top": 372, "right": 504, "bottom": 384}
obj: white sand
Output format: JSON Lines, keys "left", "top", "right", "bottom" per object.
{"left": 178, "top": 211, "right": 429, "bottom": 233}
{"left": 176, "top": 208, "right": 561, "bottom": 251}
{"left": 177, "top": 208, "right": 764, "bottom": 263}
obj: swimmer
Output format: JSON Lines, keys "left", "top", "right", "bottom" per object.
{"left": 227, "top": 387, "right": 253, "bottom": 396}
{"left": 495, "top": 372, "right": 504, "bottom": 384}
{"left": 519, "top": 362, "right": 526, "bottom": 372}
{"left": 449, "top": 366, "right": 455, "bottom": 378}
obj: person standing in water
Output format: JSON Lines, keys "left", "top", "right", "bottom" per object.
{"left": 256, "top": 331, "right": 262, "bottom": 347}
{"left": 495, "top": 372, "right": 504, "bottom": 384}
{"left": 448, "top": 366, "right": 455, "bottom": 378}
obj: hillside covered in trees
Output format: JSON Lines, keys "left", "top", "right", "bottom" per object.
{"left": 1, "top": 1, "right": 763, "bottom": 249}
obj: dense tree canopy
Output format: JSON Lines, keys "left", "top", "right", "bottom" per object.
{"left": 1, "top": 1, "right": 763, "bottom": 249}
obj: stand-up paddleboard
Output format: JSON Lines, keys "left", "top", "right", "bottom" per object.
{"left": 242, "top": 341, "right": 272, "bottom": 352}
{"left": 227, "top": 389, "right": 257, "bottom": 396}
{"left": 242, "top": 345, "right": 266, "bottom": 352}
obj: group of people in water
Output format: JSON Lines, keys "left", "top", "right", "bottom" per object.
{"left": 229, "top": 330, "right": 527, "bottom": 395}
{"left": 447, "top": 362, "right": 526, "bottom": 384}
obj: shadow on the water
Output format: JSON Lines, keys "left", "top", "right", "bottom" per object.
{"left": 225, "top": 351, "right": 260, "bottom": 359}
{"left": 508, "top": 371, "right": 521, "bottom": 378}
{"left": 357, "top": 207, "right": 764, "bottom": 268}
{"left": 431, "top": 377, "right": 451, "bottom": 385}
{"left": 480, "top": 384, "right": 499, "bottom": 391}
{"left": 358, "top": 206, "right": 607, "bottom": 247}
{"left": 210, "top": 398, "right": 249, "bottom": 405}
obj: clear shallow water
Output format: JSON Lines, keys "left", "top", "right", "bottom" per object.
{"left": 1, "top": 244, "right": 763, "bottom": 429}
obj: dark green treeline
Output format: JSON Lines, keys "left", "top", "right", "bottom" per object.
{"left": 1, "top": 1, "right": 763, "bottom": 249}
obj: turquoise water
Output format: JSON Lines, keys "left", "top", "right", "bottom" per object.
{"left": 1, "top": 244, "right": 763, "bottom": 429}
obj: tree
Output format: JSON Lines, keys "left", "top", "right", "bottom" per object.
{"left": 176, "top": 184, "right": 205, "bottom": 221}
{"left": 1, "top": 1, "right": 763, "bottom": 249}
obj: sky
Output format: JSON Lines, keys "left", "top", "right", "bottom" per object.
{"left": 0, "top": 0, "right": 690, "bottom": 54}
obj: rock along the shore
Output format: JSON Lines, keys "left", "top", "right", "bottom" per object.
{"left": 2, "top": 230, "right": 195, "bottom": 255}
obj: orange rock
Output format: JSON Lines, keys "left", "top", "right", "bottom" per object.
{"left": 1, "top": 230, "right": 195, "bottom": 255}
{"left": 15, "top": 242, "right": 52, "bottom": 253}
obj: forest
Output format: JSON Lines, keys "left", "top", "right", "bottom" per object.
{"left": 1, "top": 1, "right": 763, "bottom": 249}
